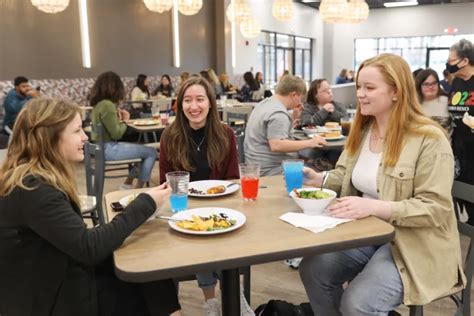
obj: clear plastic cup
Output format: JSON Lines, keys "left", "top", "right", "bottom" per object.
{"left": 165, "top": 171, "right": 189, "bottom": 213}
{"left": 239, "top": 163, "right": 260, "bottom": 201}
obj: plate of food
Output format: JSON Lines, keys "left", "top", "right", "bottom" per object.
{"left": 308, "top": 130, "right": 345, "bottom": 141}
{"left": 324, "top": 122, "right": 341, "bottom": 131}
{"left": 302, "top": 125, "right": 322, "bottom": 135}
{"left": 168, "top": 207, "right": 246, "bottom": 235}
{"left": 133, "top": 119, "right": 161, "bottom": 126}
{"left": 188, "top": 180, "right": 239, "bottom": 197}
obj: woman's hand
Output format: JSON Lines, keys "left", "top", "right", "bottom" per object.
{"left": 328, "top": 197, "right": 392, "bottom": 220}
{"left": 302, "top": 167, "right": 324, "bottom": 187}
{"left": 119, "top": 109, "right": 131, "bottom": 122}
{"left": 322, "top": 103, "right": 335, "bottom": 112}
{"left": 145, "top": 183, "right": 171, "bottom": 210}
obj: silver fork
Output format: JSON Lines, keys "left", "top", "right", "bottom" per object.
{"left": 155, "top": 215, "right": 182, "bottom": 222}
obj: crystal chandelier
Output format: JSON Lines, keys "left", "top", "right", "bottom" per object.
{"left": 143, "top": 0, "right": 173, "bottom": 13}
{"left": 226, "top": 0, "right": 251, "bottom": 23}
{"left": 30, "top": 0, "right": 70, "bottom": 14}
{"left": 240, "top": 17, "right": 261, "bottom": 38}
{"left": 319, "top": 0, "right": 348, "bottom": 23}
{"left": 272, "top": 0, "right": 294, "bottom": 22}
{"left": 178, "top": 0, "right": 202, "bottom": 15}
{"left": 343, "top": 0, "right": 369, "bottom": 23}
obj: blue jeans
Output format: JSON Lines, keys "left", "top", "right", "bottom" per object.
{"left": 104, "top": 142, "right": 156, "bottom": 182}
{"left": 196, "top": 272, "right": 220, "bottom": 289}
{"left": 299, "top": 243, "right": 403, "bottom": 316}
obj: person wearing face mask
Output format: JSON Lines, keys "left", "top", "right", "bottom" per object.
{"left": 446, "top": 39, "right": 474, "bottom": 224}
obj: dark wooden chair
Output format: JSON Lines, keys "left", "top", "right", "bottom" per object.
{"left": 81, "top": 142, "right": 107, "bottom": 226}
{"left": 408, "top": 180, "right": 474, "bottom": 316}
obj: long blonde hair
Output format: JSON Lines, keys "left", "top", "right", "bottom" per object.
{"left": 0, "top": 98, "right": 81, "bottom": 208}
{"left": 346, "top": 53, "right": 441, "bottom": 167}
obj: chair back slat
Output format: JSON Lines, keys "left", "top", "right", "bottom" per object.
{"left": 84, "top": 142, "right": 107, "bottom": 225}
{"left": 452, "top": 181, "right": 474, "bottom": 204}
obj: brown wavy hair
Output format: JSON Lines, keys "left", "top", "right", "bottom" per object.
{"left": 346, "top": 54, "right": 440, "bottom": 167}
{"left": 162, "top": 77, "right": 229, "bottom": 172}
{"left": 90, "top": 71, "right": 125, "bottom": 107}
{"left": 0, "top": 98, "right": 81, "bottom": 208}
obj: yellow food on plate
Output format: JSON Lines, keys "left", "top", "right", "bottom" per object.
{"left": 176, "top": 214, "right": 236, "bottom": 231}
{"left": 324, "top": 122, "right": 339, "bottom": 129}
{"left": 320, "top": 130, "right": 341, "bottom": 138}
{"left": 206, "top": 185, "right": 226, "bottom": 195}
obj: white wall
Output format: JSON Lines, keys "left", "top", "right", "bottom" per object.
{"left": 330, "top": 2, "right": 474, "bottom": 82}
{"left": 233, "top": 0, "right": 324, "bottom": 79}
{"left": 232, "top": 1, "right": 474, "bottom": 84}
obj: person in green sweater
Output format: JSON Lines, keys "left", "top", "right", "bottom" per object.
{"left": 90, "top": 71, "right": 157, "bottom": 189}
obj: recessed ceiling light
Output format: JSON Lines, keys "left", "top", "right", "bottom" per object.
{"left": 384, "top": 1, "right": 418, "bottom": 7}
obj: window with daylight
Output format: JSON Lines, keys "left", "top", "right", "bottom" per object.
{"left": 354, "top": 34, "right": 474, "bottom": 77}
{"left": 257, "top": 31, "right": 313, "bottom": 88}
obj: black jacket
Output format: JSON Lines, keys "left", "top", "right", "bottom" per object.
{"left": 0, "top": 176, "right": 155, "bottom": 316}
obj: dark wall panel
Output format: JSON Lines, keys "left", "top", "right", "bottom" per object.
{"left": 0, "top": 0, "right": 216, "bottom": 81}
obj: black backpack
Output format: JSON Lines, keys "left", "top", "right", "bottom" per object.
{"left": 255, "top": 300, "right": 314, "bottom": 316}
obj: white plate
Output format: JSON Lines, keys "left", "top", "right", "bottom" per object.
{"left": 308, "top": 134, "right": 345, "bottom": 141}
{"left": 119, "top": 194, "right": 139, "bottom": 207}
{"left": 168, "top": 207, "right": 246, "bottom": 235}
{"left": 119, "top": 193, "right": 159, "bottom": 221}
{"left": 188, "top": 180, "right": 239, "bottom": 197}
{"left": 133, "top": 119, "right": 160, "bottom": 126}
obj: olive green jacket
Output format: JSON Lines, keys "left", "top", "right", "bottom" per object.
{"left": 326, "top": 125, "right": 466, "bottom": 305}
{"left": 90, "top": 100, "right": 127, "bottom": 142}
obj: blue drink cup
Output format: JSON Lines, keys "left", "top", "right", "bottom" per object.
{"left": 165, "top": 171, "right": 189, "bottom": 213}
{"left": 282, "top": 159, "right": 304, "bottom": 194}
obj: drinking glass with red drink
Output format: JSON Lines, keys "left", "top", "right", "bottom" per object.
{"left": 239, "top": 163, "right": 260, "bottom": 201}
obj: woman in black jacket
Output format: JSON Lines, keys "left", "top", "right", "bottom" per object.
{"left": 0, "top": 98, "right": 181, "bottom": 316}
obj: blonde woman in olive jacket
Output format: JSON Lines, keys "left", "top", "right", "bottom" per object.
{"left": 299, "top": 53, "right": 465, "bottom": 316}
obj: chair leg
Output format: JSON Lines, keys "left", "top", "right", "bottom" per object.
{"left": 409, "top": 305, "right": 423, "bottom": 316}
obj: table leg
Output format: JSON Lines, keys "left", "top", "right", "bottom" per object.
{"left": 221, "top": 268, "right": 240, "bottom": 316}
{"left": 143, "top": 133, "right": 149, "bottom": 143}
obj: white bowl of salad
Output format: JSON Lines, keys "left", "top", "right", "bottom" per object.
{"left": 289, "top": 187, "right": 337, "bottom": 215}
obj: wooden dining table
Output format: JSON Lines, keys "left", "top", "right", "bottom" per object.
{"left": 105, "top": 175, "right": 394, "bottom": 315}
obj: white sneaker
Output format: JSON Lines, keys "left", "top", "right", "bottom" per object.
{"left": 203, "top": 298, "right": 221, "bottom": 316}
{"left": 119, "top": 184, "right": 134, "bottom": 191}
{"left": 240, "top": 292, "right": 255, "bottom": 316}
{"left": 284, "top": 257, "right": 302, "bottom": 269}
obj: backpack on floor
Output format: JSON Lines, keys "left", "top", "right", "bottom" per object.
{"left": 255, "top": 300, "right": 314, "bottom": 316}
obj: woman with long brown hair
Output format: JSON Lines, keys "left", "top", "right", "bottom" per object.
{"left": 0, "top": 98, "right": 181, "bottom": 316}
{"left": 158, "top": 77, "right": 251, "bottom": 315}
{"left": 90, "top": 71, "right": 157, "bottom": 189}
{"left": 299, "top": 54, "right": 464, "bottom": 314}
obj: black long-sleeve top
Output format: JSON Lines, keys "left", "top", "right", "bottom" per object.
{"left": 0, "top": 176, "right": 156, "bottom": 316}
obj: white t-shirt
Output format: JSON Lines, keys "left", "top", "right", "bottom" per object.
{"left": 352, "top": 129, "right": 382, "bottom": 200}
{"left": 131, "top": 87, "right": 148, "bottom": 101}
{"left": 422, "top": 95, "right": 449, "bottom": 118}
